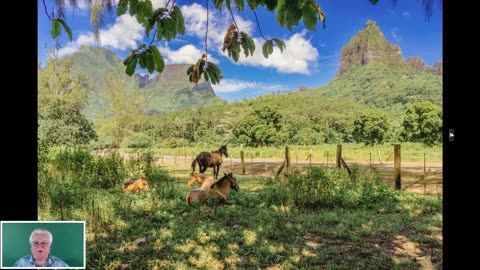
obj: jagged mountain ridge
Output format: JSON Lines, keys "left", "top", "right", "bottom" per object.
{"left": 336, "top": 20, "right": 442, "bottom": 77}
{"left": 298, "top": 20, "right": 442, "bottom": 114}
{"left": 65, "top": 45, "right": 224, "bottom": 119}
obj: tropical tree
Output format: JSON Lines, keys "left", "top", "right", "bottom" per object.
{"left": 38, "top": 49, "right": 96, "bottom": 147}
{"left": 352, "top": 109, "right": 389, "bottom": 146}
{"left": 232, "top": 106, "right": 284, "bottom": 147}
{"left": 96, "top": 67, "right": 146, "bottom": 146}
{"left": 38, "top": 100, "right": 98, "bottom": 147}
{"left": 40, "top": 0, "right": 440, "bottom": 84}
{"left": 400, "top": 101, "right": 442, "bottom": 146}
{"left": 38, "top": 53, "right": 89, "bottom": 111}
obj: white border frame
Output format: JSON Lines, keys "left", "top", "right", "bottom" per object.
{"left": 0, "top": 221, "right": 86, "bottom": 269}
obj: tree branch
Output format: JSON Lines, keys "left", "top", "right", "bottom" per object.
{"left": 228, "top": 6, "right": 239, "bottom": 31}
{"left": 148, "top": 30, "right": 157, "bottom": 46}
{"left": 252, "top": 9, "right": 268, "bottom": 41}
{"left": 205, "top": 0, "right": 209, "bottom": 62}
{"left": 43, "top": 0, "right": 53, "bottom": 20}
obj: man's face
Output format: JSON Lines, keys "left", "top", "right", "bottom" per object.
{"left": 30, "top": 233, "right": 50, "bottom": 262}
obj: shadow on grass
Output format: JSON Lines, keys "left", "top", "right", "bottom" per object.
{"left": 79, "top": 172, "right": 442, "bottom": 269}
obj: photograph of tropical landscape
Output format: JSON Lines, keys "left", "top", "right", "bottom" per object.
{"left": 35, "top": 0, "right": 443, "bottom": 269}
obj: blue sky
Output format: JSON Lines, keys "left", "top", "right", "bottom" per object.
{"left": 38, "top": 0, "right": 442, "bottom": 102}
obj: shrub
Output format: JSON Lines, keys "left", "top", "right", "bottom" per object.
{"left": 263, "top": 166, "right": 396, "bottom": 209}
{"left": 50, "top": 148, "right": 94, "bottom": 178}
{"left": 121, "top": 132, "right": 153, "bottom": 148}
{"left": 92, "top": 152, "right": 126, "bottom": 189}
{"left": 161, "top": 137, "right": 190, "bottom": 148}
{"left": 89, "top": 135, "right": 116, "bottom": 150}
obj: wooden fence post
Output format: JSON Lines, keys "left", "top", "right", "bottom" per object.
{"left": 285, "top": 146, "right": 290, "bottom": 174}
{"left": 377, "top": 148, "right": 383, "bottom": 164}
{"left": 394, "top": 144, "right": 401, "bottom": 190}
{"left": 424, "top": 153, "right": 426, "bottom": 195}
{"left": 251, "top": 154, "right": 254, "bottom": 175}
{"left": 240, "top": 151, "right": 245, "bottom": 175}
{"left": 265, "top": 156, "right": 268, "bottom": 175}
{"left": 336, "top": 145, "right": 342, "bottom": 168}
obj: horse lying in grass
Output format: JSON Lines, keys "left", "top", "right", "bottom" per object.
{"left": 186, "top": 173, "right": 239, "bottom": 206}
{"left": 187, "top": 172, "right": 215, "bottom": 187}
{"left": 121, "top": 176, "right": 149, "bottom": 193}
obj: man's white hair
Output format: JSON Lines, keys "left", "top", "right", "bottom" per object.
{"left": 29, "top": 228, "right": 53, "bottom": 244}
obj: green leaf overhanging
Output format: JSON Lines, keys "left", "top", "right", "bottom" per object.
{"left": 51, "top": 19, "right": 61, "bottom": 39}
{"left": 57, "top": 19, "right": 73, "bottom": 41}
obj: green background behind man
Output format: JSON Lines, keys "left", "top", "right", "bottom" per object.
{"left": 1, "top": 222, "right": 84, "bottom": 268}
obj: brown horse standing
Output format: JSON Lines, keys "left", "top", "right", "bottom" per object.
{"left": 191, "top": 145, "right": 228, "bottom": 179}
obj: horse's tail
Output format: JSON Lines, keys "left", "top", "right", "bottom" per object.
{"left": 191, "top": 155, "right": 199, "bottom": 173}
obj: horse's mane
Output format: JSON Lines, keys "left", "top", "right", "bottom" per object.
{"left": 210, "top": 174, "right": 232, "bottom": 189}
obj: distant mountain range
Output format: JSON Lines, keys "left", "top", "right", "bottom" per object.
{"left": 65, "top": 45, "right": 224, "bottom": 120}
{"left": 65, "top": 19, "right": 441, "bottom": 122}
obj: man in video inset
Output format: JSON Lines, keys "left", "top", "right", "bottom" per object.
{"left": 13, "top": 228, "right": 69, "bottom": 267}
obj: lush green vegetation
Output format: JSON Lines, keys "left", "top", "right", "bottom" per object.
{"left": 38, "top": 56, "right": 97, "bottom": 148}
{"left": 38, "top": 149, "right": 442, "bottom": 269}
{"left": 39, "top": 24, "right": 442, "bottom": 149}
{"left": 353, "top": 109, "right": 389, "bottom": 146}
{"left": 401, "top": 101, "right": 442, "bottom": 146}
{"left": 78, "top": 59, "right": 442, "bottom": 148}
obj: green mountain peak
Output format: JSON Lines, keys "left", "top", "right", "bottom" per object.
{"left": 336, "top": 20, "right": 404, "bottom": 77}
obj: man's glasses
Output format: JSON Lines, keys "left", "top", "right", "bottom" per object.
{"left": 31, "top": 241, "right": 50, "bottom": 247}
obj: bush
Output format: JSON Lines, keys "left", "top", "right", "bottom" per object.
{"left": 160, "top": 137, "right": 190, "bottom": 148}
{"left": 262, "top": 166, "right": 396, "bottom": 209}
{"left": 121, "top": 132, "right": 153, "bottom": 148}
{"left": 125, "top": 151, "right": 155, "bottom": 178}
{"left": 89, "top": 135, "right": 117, "bottom": 150}
{"left": 47, "top": 178, "right": 89, "bottom": 220}
{"left": 50, "top": 148, "right": 94, "bottom": 178}
{"left": 92, "top": 152, "right": 126, "bottom": 189}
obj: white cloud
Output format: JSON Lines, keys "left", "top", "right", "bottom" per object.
{"left": 391, "top": 27, "right": 402, "bottom": 42}
{"left": 181, "top": 4, "right": 253, "bottom": 51}
{"left": 159, "top": 44, "right": 219, "bottom": 64}
{"left": 151, "top": 0, "right": 168, "bottom": 9}
{"left": 97, "top": 15, "right": 144, "bottom": 49}
{"left": 212, "top": 79, "right": 284, "bottom": 93}
{"left": 228, "top": 31, "right": 319, "bottom": 74}
{"left": 56, "top": 2, "right": 319, "bottom": 75}
{"left": 179, "top": 4, "right": 318, "bottom": 74}
{"left": 402, "top": 11, "right": 411, "bottom": 17}
{"left": 56, "top": 46, "right": 79, "bottom": 57}
{"left": 58, "top": 14, "right": 144, "bottom": 57}
{"left": 76, "top": 0, "right": 89, "bottom": 10}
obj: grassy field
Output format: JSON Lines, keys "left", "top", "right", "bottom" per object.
{"left": 39, "top": 161, "right": 442, "bottom": 269}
